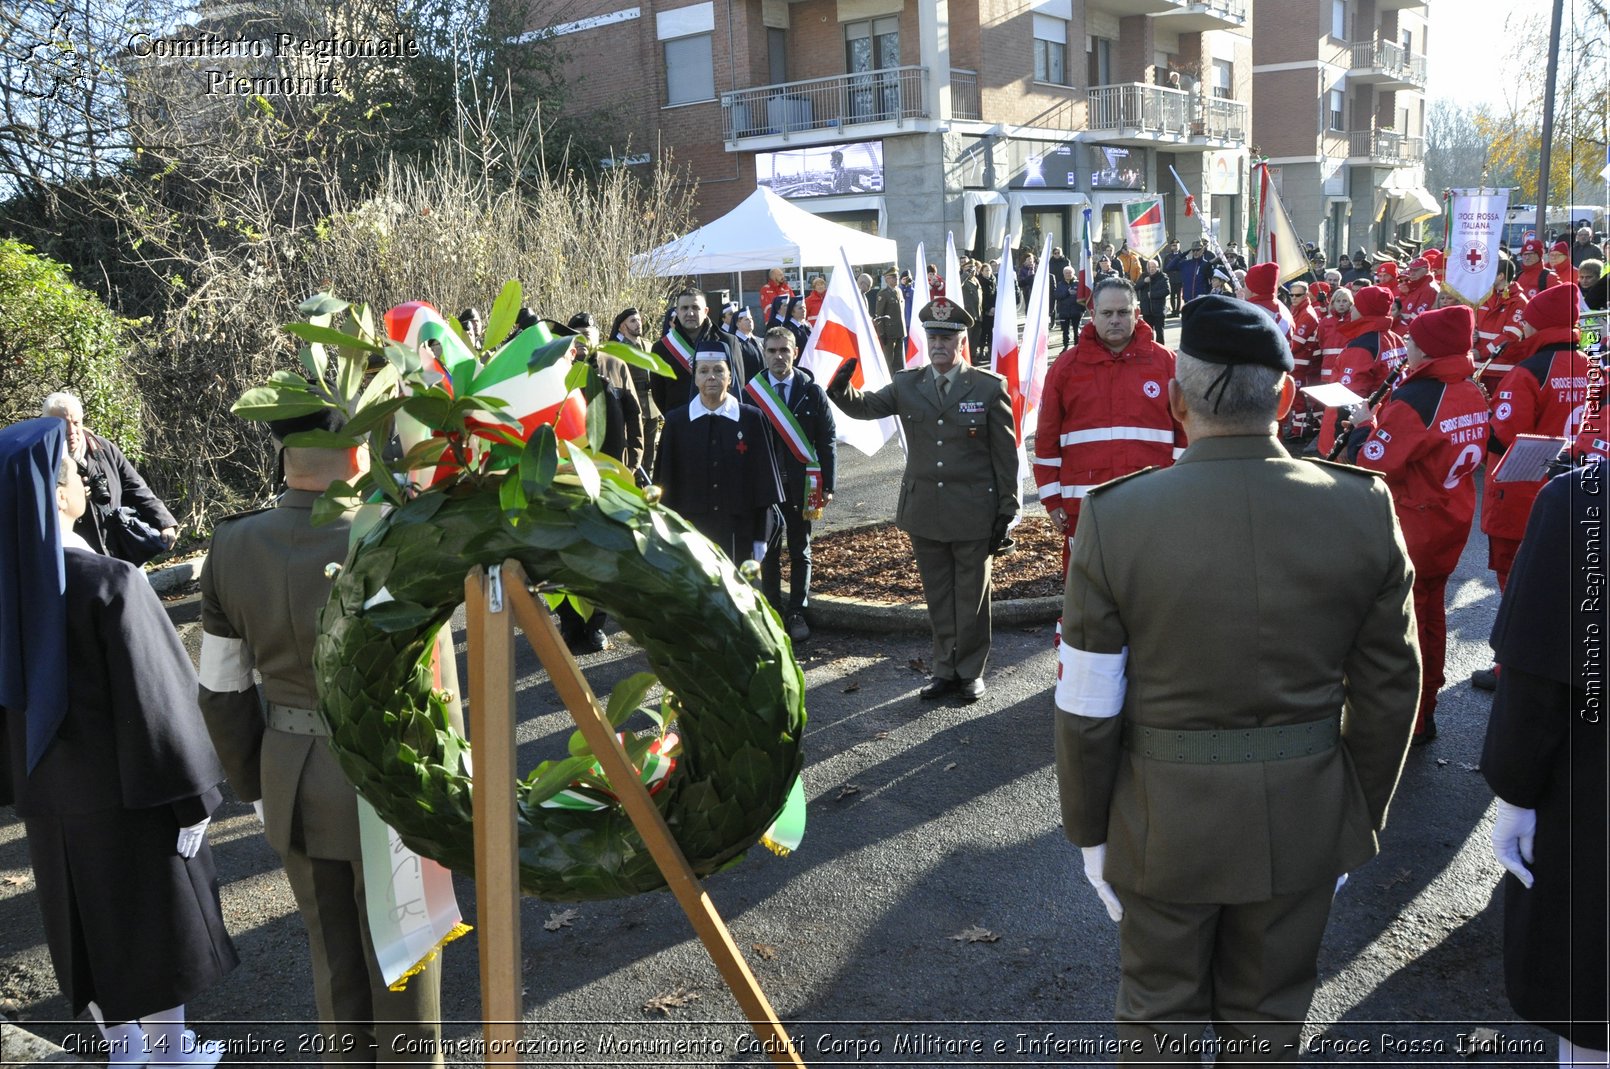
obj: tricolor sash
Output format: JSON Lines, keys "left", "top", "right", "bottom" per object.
{"left": 746, "top": 376, "right": 825, "bottom": 512}
{"left": 661, "top": 327, "right": 695, "bottom": 374}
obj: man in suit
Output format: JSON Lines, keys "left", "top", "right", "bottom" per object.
{"left": 874, "top": 268, "right": 908, "bottom": 374}
{"left": 651, "top": 288, "right": 750, "bottom": 417}
{"left": 1055, "top": 295, "right": 1420, "bottom": 1063}
{"left": 749, "top": 327, "right": 835, "bottom": 642}
{"left": 828, "top": 299, "right": 1019, "bottom": 703}
{"left": 198, "top": 410, "right": 444, "bottom": 1067}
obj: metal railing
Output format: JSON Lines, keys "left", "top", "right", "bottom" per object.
{"left": 1349, "top": 129, "right": 1426, "bottom": 163}
{"left": 1174, "top": 0, "right": 1248, "bottom": 23}
{"left": 1349, "top": 39, "right": 1428, "bottom": 85}
{"left": 721, "top": 66, "right": 929, "bottom": 142}
{"left": 1086, "top": 83, "right": 1248, "bottom": 143}
{"left": 950, "top": 68, "right": 980, "bottom": 121}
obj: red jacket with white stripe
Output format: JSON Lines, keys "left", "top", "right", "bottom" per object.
{"left": 1474, "top": 288, "right": 1527, "bottom": 391}
{"left": 1350, "top": 352, "right": 1490, "bottom": 579}
{"left": 1317, "top": 316, "right": 1406, "bottom": 456}
{"left": 1393, "top": 276, "right": 1439, "bottom": 332}
{"left": 1481, "top": 335, "right": 1589, "bottom": 541}
{"left": 1033, "top": 319, "right": 1182, "bottom": 530}
{"left": 1289, "top": 303, "right": 1324, "bottom": 385}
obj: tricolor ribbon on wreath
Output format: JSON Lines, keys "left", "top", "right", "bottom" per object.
{"left": 744, "top": 376, "right": 826, "bottom": 520}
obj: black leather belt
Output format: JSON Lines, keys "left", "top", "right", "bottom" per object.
{"left": 1121, "top": 718, "right": 1340, "bottom": 764}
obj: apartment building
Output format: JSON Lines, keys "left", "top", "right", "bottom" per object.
{"left": 536, "top": 0, "right": 1255, "bottom": 283}
{"left": 1252, "top": 0, "right": 1434, "bottom": 263}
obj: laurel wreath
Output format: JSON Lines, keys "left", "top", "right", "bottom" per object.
{"left": 235, "top": 286, "right": 806, "bottom": 900}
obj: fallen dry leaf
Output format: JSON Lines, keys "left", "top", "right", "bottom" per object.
{"left": 873, "top": 731, "right": 890, "bottom": 740}
{"left": 1459, "top": 762, "right": 1480, "bottom": 772}
{"left": 644, "top": 987, "right": 700, "bottom": 1015}
{"left": 837, "top": 784, "right": 861, "bottom": 800}
{"left": 543, "top": 908, "right": 579, "bottom": 931}
{"left": 943, "top": 762, "right": 958, "bottom": 771}
{"left": 751, "top": 943, "right": 778, "bottom": 961}
{"left": 1, "top": 874, "right": 28, "bottom": 887}
{"left": 813, "top": 517, "right": 1066, "bottom": 603}
{"left": 842, "top": 681, "right": 861, "bottom": 693}
{"left": 908, "top": 657, "right": 929, "bottom": 673}
{"left": 950, "top": 926, "right": 1000, "bottom": 943}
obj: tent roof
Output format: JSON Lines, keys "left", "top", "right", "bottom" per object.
{"left": 632, "top": 187, "right": 898, "bottom": 275}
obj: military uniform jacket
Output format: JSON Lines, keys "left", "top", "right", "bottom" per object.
{"left": 832, "top": 363, "right": 1019, "bottom": 542}
{"left": 1055, "top": 435, "right": 1421, "bottom": 903}
{"left": 874, "top": 286, "right": 907, "bottom": 344}
{"left": 198, "top": 490, "right": 362, "bottom": 861}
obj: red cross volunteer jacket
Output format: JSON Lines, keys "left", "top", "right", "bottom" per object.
{"left": 1481, "top": 336, "right": 1589, "bottom": 541}
{"left": 1033, "top": 318, "right": 1183, "bottom": 536}
{"left": 1350, "top": 352, "right": 1491, "bottom": 579}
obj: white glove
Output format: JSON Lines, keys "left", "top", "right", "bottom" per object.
{"left": 751, "top": 540, "right": 768, "bottom": 563}
{"left": 176, "top": 818, "right": 210, "bottom": 859}
{"left": 1081, "top": 844, "right": 1124, "bottom": 923}
{"left": 252, "top": 799, "right": 265, "bottom": 825}
{"left": 1490, "top": 799, "right": 1536, "bottom": 888}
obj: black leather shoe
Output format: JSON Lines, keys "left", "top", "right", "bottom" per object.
{"left": 958, "top": 678, "right": 986, "bottom": 703}
{"left": 1471, "top": 666, "right": 1498, "bottom": 691}
{"left": 919, "top": 677, "right": 959, "bottom": 700}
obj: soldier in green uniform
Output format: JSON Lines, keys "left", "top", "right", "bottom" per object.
{"left": 1055, "top": 295, "right": 1420, "bottom": 1063}
{"left": 827, "top": 298, "right": 1020, "bottom": 703}
{"left": 197, "top": 411, "right": 443, "bottom": 1067}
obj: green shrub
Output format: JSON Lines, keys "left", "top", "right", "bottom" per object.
{"left": 0, "top": 239, "right": 144, "bottom": 458}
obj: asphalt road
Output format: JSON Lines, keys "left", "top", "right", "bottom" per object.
{"left": 0, "top": 435, "right": 1559, "bottom": 1068}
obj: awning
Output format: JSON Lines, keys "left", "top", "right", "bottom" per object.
{"left": 962, "top": 191, "right": 1008, "bottom": 252}
{"left": 1390, "top": 185, "right": 1441, "bottom": 225}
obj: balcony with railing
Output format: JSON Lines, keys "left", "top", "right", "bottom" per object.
{"left": 1349, "top": 129, "right": 1425, "bottom": 165}
{"left": 1086, "top": 0, "right": 1182, "bottom": 15}
{"left": 1151, "top": 0, "right": 1248, "bottom": 32}
{"left": 1085, "top": 83, "right": 1248, "bottom": 148}
{"left": 722, "top": 66, "right": 933, "bottom": 148}
{"left": 1348, "top": 40, "right": 1428, "bottom": 89}
{"left": 949, "top": 69, "right": 981, "bottom": 122}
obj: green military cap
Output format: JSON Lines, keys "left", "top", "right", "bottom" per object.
{"left": 918, "top": 298, "right": 974, "bottom": 333}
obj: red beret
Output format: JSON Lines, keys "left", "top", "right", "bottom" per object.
{"left": 1523, "top": 283, "right": 1582, "bottom": 330}
{"left": 1309, "top": 281, "right": 1332, "bottom": 301}
{"left": 1408, "top": 305, "right": 1474, "bottom": 359}
{"left": 1422, "top": 249, "right": 1444, "bottom": 267}
{"left": 1354, "top": 285, "right": 1393, "bottom": 318}
{"left": 1550, "top": 241, "right": 1570, "bottom": 255}
{"left": 1521, "top": 238, "right": 1544, "bottom": 255}
{"left": 1374, "top": 261, "right": 1399, "bottom": 279}
{"left": 1244, "top": 261, "right": 1278, "bottom": 300}
{"left": 1408, "top": 257, "right": 1429, "bottom": 271}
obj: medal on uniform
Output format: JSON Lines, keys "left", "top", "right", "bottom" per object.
{"left": 736, "top": 430, "right": 747, "bottom": 455}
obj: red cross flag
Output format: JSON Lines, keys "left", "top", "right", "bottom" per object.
{"left": 799, "top": 245, "right": 899, "bottom": 456}
{"left": 1443, "top": 188, "right": 1510, "bottom": 305}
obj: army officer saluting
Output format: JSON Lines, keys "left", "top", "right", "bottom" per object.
{"left": 827, "top": 298, "right": 1019, "bottom": 703}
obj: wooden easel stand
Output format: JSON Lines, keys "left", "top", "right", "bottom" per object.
{"left": 464, "top": 561, "right": 806, "bottom": 1067}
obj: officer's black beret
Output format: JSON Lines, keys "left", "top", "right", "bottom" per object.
{"left": 1178, "top": 294, "right": 1294, "bottom": 373}
{"left": 268, "top": 406, "right": 349, "bottom": 442}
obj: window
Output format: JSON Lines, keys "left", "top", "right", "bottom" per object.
{"left": 844, "top": 17, "right": 899, "bottom": 74}
{"left": 1328, "top": 89, "right": 1345, "bottom": 131}
{"left": 1033, "top": 15, "right": 1068, "bottom": 85}
{"left": 1401, "top": 28, "right": 1413, "bottom": 54}
{"left": 1331, "top": 0, "right": 1347, "bottom": 40}
{"left": 664, "top": 34, "right": 714, "bottom": 105}
{"left": 1212, "top": 58, "right": 1232, "bottom": 99}
{"left": 1087, "top": 36, "right": 1114, "bottom": 87}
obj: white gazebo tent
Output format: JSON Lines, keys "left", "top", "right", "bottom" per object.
{"left": 632, "top": 186, "right": 899, "bottom": 276}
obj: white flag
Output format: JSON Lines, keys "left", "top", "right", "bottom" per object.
{"left": 945, "top": 232, "right": 962, "bottom": 308}
{"left": 1253, "top": 163, "right": 1310, "bottom": 284}
{"left": 1444, "top": 188, "right": 1510, "bottom": 305}
{"left": 906, "top": 241, "right": 930, "bottom": 369}
{"left": 800, "top": 245, "right": 898, "bottom": 456}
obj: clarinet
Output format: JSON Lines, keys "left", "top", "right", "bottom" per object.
{"left": 1327, "top": 362, "right": 1407, "bottom": 461}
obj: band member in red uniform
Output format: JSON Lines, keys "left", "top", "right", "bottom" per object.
{"left": 1394, "top": 257, "right": 1440, "bottom": 331}
{"left": 1317, "top": 285, "right": 1405, "bottom": 456}
{"left": 1345, "top": 305, "right": 1490, "bottom": 743}
{"left": 1514, "top": 238, "right": 1556, "bottom": 300}
{"left": 1475, "top": 259, "right": 1529, "bottom": 393}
